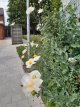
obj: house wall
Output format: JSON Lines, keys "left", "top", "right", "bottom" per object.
{"left": 0, "top": 16, "right": 4, "bottom": 21}
{"left": 0, "top": 25, "right": 5, "bottom": 39}
{"left": 0, "top": 15, "right": 5, "bottom": 40}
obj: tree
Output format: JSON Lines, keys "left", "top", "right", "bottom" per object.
{"left": 7, "top": 0, "right": 26, "bottom": 33}
{"left": 7, "top": 0, "right": 52, "bottom": 34}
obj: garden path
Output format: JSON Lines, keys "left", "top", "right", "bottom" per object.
{"left": 0, "top": 38, "right": 45, "bottom": 107}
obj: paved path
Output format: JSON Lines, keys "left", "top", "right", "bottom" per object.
{"left": 0, "top": 38, "right": 45, "bottom": 107}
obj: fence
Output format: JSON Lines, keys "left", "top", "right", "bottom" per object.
{"left": 11, "top": 25, "right": 22, "bottom": 44}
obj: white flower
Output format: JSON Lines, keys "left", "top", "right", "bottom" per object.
{"left": 21, "top": 55, "right": 25, "bottom": 59}
{"left": 26, "top": 6, "right": 34, "bottom": 14}
{"left": 21, "top": 74, "right": 43, "bottom": 93}
{"left": 68, "top": 57, "right": 77, "bottom": 63}
{"left": 36, "top": 26, "right": 40, "bottom": 30}
{"left": 36, "top": 23, "right": 41, "bottom": 30}
{"left": 11, "top": 22, "right": 15, "bottom": 26}
{"left": 21, "top": 74, "right": 30, "bottom": 86}
{"left": 29, "top": 70, "right": 41, "bottom": 79}
{"left": 35, "top": 44, "right": 38, "bottom": 47}
{"left": 26, "top": 58, "right": 36, "bottom": 68}
{"left": 34, "top": 56, "right": 41, "bottom": 62}
{"left": 22, "top": 49, "right": 27, "bottom": 54}
{"left": 33, "top": 78, "right": 43, "bottom": 92}
{"left": 31, "top": 41, "right": 35, "bottom": 47}
{"left": 31, "top": 41, "right": 39, "bottom": 47}
{"left": 38, "top": 9, "right": 43, "bottom": 14}
{"left": 38, "top": 0, "right": 42, "bottom": 3}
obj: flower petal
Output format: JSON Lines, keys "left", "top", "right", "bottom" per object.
{"left": 34, "top": 56, "right": 41, "bottom": 62}
{"left": 21, "top": 74, "right": 29, "bottom": 85}
{"left": 29, "top": 70, "right": 41, "bottom": 79}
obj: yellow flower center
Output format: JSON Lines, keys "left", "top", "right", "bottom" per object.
{"left": 33, "top": 54, "right": 37, "bottom": 58}
{"left": 25, "top": 80, "right": 35, "bottom": 91}
{"left": 32, "top": 75, "right": 36, "bottom": 79}
{"left": 28, "top": 60, "right": 33, "bottom": 65}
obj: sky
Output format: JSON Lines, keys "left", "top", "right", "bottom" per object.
{"left": 0, "top": 0, "right": 70, "bottom": 26}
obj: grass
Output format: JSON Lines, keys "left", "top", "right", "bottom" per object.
{"left": 23, "top": 34, "right": 42, "bottom": 44}
{"left": 17, "top": 35, "right": 42, "bottom": 63}
{"left": 16, "top": 46, "right": 28, "bottom": 62}
{"left": 16, "top": 35, "right": 47, "bottom": 106}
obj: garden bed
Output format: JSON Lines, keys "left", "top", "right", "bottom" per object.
{"left": 16, "top": 1, "right": 80, "bottom": 106}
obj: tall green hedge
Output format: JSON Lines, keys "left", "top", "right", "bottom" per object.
{"left": 38, "top": 1, "right": 80, "bottom": 107}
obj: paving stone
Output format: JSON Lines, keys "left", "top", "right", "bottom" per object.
{"left": 0, "top": 96, "right": 11, "bottom": 105}
{"left": 28, "top": 96, "right": 43, "bottom": 106}
{"left": 33, "top": 104, "right": 45, "bottom": 107}
{"left": 6, "top": 102, "right": 18, "bottom": 107}
{"left": 0, "top": 103, "right": 5, "bottom": 107}
{"left": 18, "top": 100, "right": 30, "bottom": 107}
{"left": 12, "top": 94, "right": 26, "bottom": 102}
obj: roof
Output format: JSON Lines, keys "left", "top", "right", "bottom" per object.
{"left": 0, "top": 8, "right": 4, "bottom": 16}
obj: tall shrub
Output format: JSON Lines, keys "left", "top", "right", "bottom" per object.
{"left": 38, "top": 1, "right": 80, "bottom": 107}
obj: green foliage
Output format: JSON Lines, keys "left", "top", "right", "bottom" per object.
{"left": 15, "top": 0, "right": 80, "bottom": 106}
{"left": 17, "top": 34, "right": 42, "bottom": 63}
{"left": 38, "top": 1, "right": 80, "bottom": 107}
{"left": 23, "top": 35, "right": 42, "bottom": 44}
{"left": 7, "top": 0, "right": 26, "bottom": 30}
{"left": 7, "top": 0, "right": 53, "bottom": 33}
{"left": 16, "top": 46, "right": 28, "bottom": 62}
